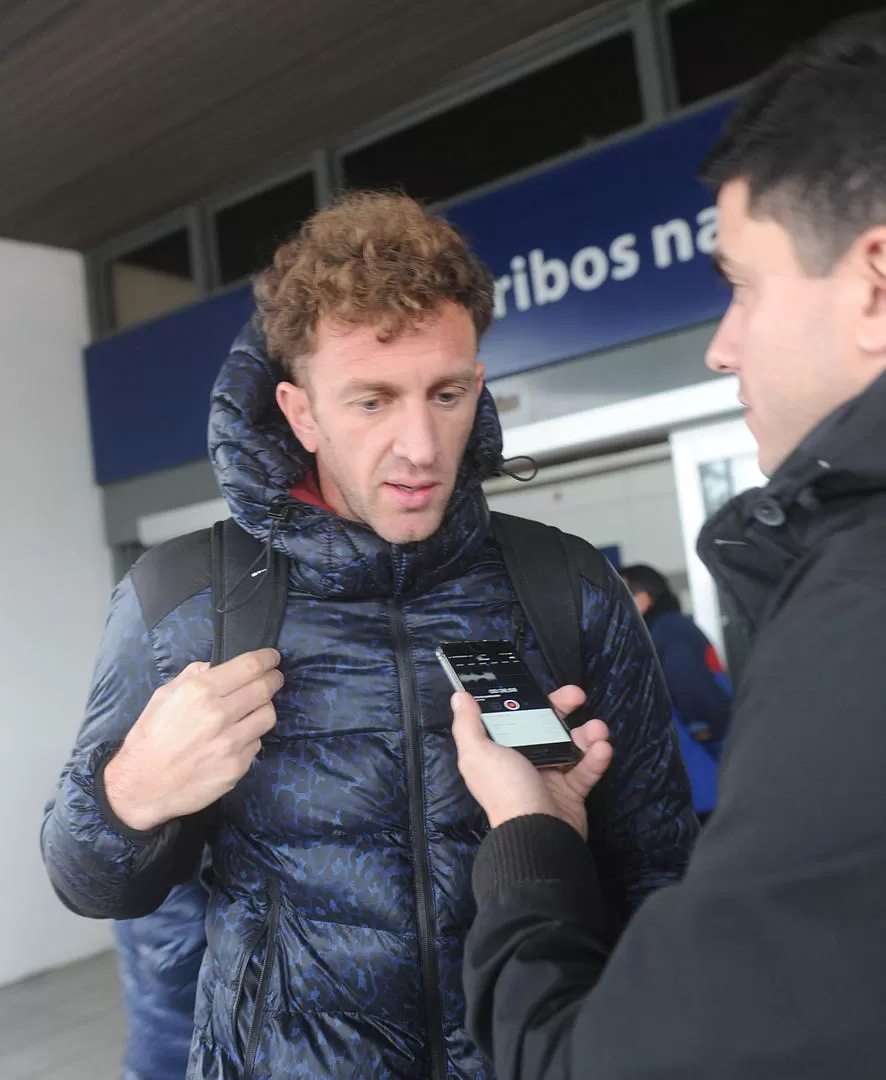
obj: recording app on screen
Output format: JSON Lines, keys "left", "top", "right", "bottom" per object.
{"left": 439, "top": 641, "right": 572, "bottom": 749}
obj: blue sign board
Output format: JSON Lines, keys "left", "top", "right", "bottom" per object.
{"left": 85, "top": 284, "right": 253, "bottom": 484}
{"left": 444, "top": 98, "right": 733, "bottom": 380}
{"left": 86, "top": 98, "right": 734, "bottom": 485}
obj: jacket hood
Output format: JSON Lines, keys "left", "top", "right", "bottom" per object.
{"left": 207, "top": 318, "right": 506, "bottom": 598}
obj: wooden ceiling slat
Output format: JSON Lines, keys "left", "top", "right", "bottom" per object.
{"left": 0, "top": 0, "right": 605, "bottom": 248}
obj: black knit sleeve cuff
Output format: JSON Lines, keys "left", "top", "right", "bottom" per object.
{"left": 92, "top": 744, "right": 167, "bottom": 844}
{"left": 472, "top": 814, "right": 599, "bottom": 908}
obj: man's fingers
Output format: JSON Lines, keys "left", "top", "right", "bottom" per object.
{"left": 237, "top": 739, "right": 265, "bottom": 776}
{"left": 233, "top": 703, "right": 278, "bottom": 748}
{"left": 571, "top": 718, "right": 609, "bottom": 752}
{"left": 205, "top": 649, "right": 281, "bottom": 696}
{"left": 175, "top": 661, "right": 211, "bottom": 682}
{"left": 548, "top": 684, "right": 586, "bottom": 721}
{"left": 224, "top": 669, "right": 285, "bottom": 725}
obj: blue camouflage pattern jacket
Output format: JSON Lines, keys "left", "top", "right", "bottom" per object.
{"left": 114, "top": 872, "right": 209, "bottom": 1080}
{"left": 41, "top": 321, "right": 696, "bottom": 1080}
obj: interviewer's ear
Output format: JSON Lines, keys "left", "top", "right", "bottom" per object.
{"left": 847, "top": 228, "right": 886, "bottom": 360}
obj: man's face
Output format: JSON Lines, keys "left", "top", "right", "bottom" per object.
{"left": 276, "top": 302, "right": 484, "bottom": 544}
{"left": 706, "top": 179, "right": 886, "bottom": 476}
{"left": 625, "top": 585, "right": 651, "bottom": 616}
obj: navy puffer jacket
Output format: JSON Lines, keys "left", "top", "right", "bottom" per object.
{"left": 115, "top": 872, "right": 208, "bottom": 1080}
{"left": 42, "top": 322, "right": 696, "bottom": 1079}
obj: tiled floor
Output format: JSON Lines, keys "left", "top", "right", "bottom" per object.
{"left": 0, "top": 951, "right": 126, "bottom": 1080}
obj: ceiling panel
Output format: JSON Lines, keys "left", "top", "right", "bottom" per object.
{"left": 0, "top": 0, "right": 610, "bottom": 249}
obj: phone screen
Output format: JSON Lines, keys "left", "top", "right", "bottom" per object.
{"left": 437, "top": 640, "right": 578, "bottom": 763}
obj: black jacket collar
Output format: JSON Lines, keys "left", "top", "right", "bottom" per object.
{"left": 698, "top": 369, "right": 886, "bottom": 634}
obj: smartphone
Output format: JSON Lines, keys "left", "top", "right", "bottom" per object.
{"left": 436, "top": 640, "right": 581, "bottom": 767}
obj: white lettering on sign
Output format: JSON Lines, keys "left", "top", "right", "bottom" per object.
{"left": 492, "top": 208, "right": 719, "bottom": 319}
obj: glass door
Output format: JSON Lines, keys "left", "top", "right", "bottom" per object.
{"left": 670, "top": 416, "right": 765, "bottom": 679}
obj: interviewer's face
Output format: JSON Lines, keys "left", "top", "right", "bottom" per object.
{"left": 707, "top": 179, "right": 886, "bottom": 475}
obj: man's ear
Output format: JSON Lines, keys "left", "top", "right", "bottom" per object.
{"left": 276, "top": 381, "right": 318, "bottom": 453}
{"left": 475, "top": 362, "right": 485, "bottom": 395}
{"left": 853, "top": 228, "right": 886, "bottom": 358}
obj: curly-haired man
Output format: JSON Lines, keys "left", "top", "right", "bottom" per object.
{"left": 42, "top": 192, "right": 695, "bottom": 1080}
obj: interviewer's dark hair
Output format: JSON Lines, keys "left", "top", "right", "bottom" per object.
{"left": 700, "top": 11, "right": 886, "bottom": 273}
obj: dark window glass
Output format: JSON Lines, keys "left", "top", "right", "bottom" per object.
{"left": 109, "top": 230, "right": 196, "bottom": 331}
{"left": 216, "top": 172, "right": 316, "bottom": 285}
{"left": 343, "top": 32, "right": 643, "bottom": 205}
{"left": 669, "top": 0, "right": 884, "bottom": 106}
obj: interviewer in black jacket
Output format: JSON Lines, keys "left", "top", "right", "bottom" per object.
{"left": 452, "top": 11, "right": 886, "bottom": 1079}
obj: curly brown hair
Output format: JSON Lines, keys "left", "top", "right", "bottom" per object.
{"left": 254, "top": 190, "right": 495, "bottom": 383}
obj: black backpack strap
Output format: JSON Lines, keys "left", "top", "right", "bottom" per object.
{"left": 131, "top": 528, "right": 213, "bottom": 631}
{"left": 210, "top": 518, "right": 289, "bottom": 665}
{"left": 491, "top": 511, "right": 612, "bottom": 688}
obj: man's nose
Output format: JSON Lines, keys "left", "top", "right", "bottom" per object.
{"left": 705, "top": 300, "right": 740, "bottom": 374}
{"left": 704, "top": 300, "right": 747, "bottom": 375}
{"left": 392, "top": 403, "right": 440, "bottom": 469}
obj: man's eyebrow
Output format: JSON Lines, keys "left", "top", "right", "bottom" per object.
{"left": 339, "top": 379, "right": 396, "bottom": 398}
{"left": 339, "top": 370, "right": 476, "bottom": 397}
{"left": 433, "top": 370, "right": 477, "bottom": 388}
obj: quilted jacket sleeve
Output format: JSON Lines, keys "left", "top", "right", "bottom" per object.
{"left": 41, "top": 573, "right": 203, "bottom": 920}
{"left": 115, "top": 871, "right": 208, "bottom": 1079}
{"left": 580, "top": 569, "right": 698, "bottom": 916}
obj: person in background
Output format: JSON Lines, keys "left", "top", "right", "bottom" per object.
{"left": 622, "top": 564, "right": 732, "bottom": 822}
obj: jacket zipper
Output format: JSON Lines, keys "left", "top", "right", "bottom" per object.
{"left": 390, "top": 601, "right": 447, "bottom": 1080}
{"left": 231, "top": 883, "right": 281, "bottom": 1080}
{"left": 230, "top": 923, "right": 266, "bottom": 1036}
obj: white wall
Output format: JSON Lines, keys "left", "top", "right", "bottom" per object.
{"left": 0, "top": 238, "right": 114, "bottom": 986}
{"left": 501, "top": 375, "right": 741, "bottom": 465}
{"left": 487, "top": 451, "right": 691, "bottom": 606}
{"left": 137, "top": 496, "right": 228, "bottom": 547}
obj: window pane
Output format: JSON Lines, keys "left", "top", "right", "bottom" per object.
{"left": 343, "top": 32, "right": 643, "bottom": 206}
{"left": 216, "top": 172, "right": 316, "bottom": 285}
{"left": 669, "top": 0, "right": 884, "bottom": 106}
{"left": 109, "top": 230, "right": 196, "bottom": 331}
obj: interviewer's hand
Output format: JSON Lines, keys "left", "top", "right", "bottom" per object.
{"left": 451, "top": 685, "right": 612, "bottom": 840}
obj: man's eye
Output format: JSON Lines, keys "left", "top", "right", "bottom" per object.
{"left": 437, "top": 391, "right": 462, "bottom": 405}
{"left": 359, "top": 399, "right": 380, "bottom": 412}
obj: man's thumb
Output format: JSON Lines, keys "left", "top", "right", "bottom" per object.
{"left": 450, "top": 692, "right": 488, "bottom": 749}
{"left": 568, "top": 740, "right": 613, "bottom": 799}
